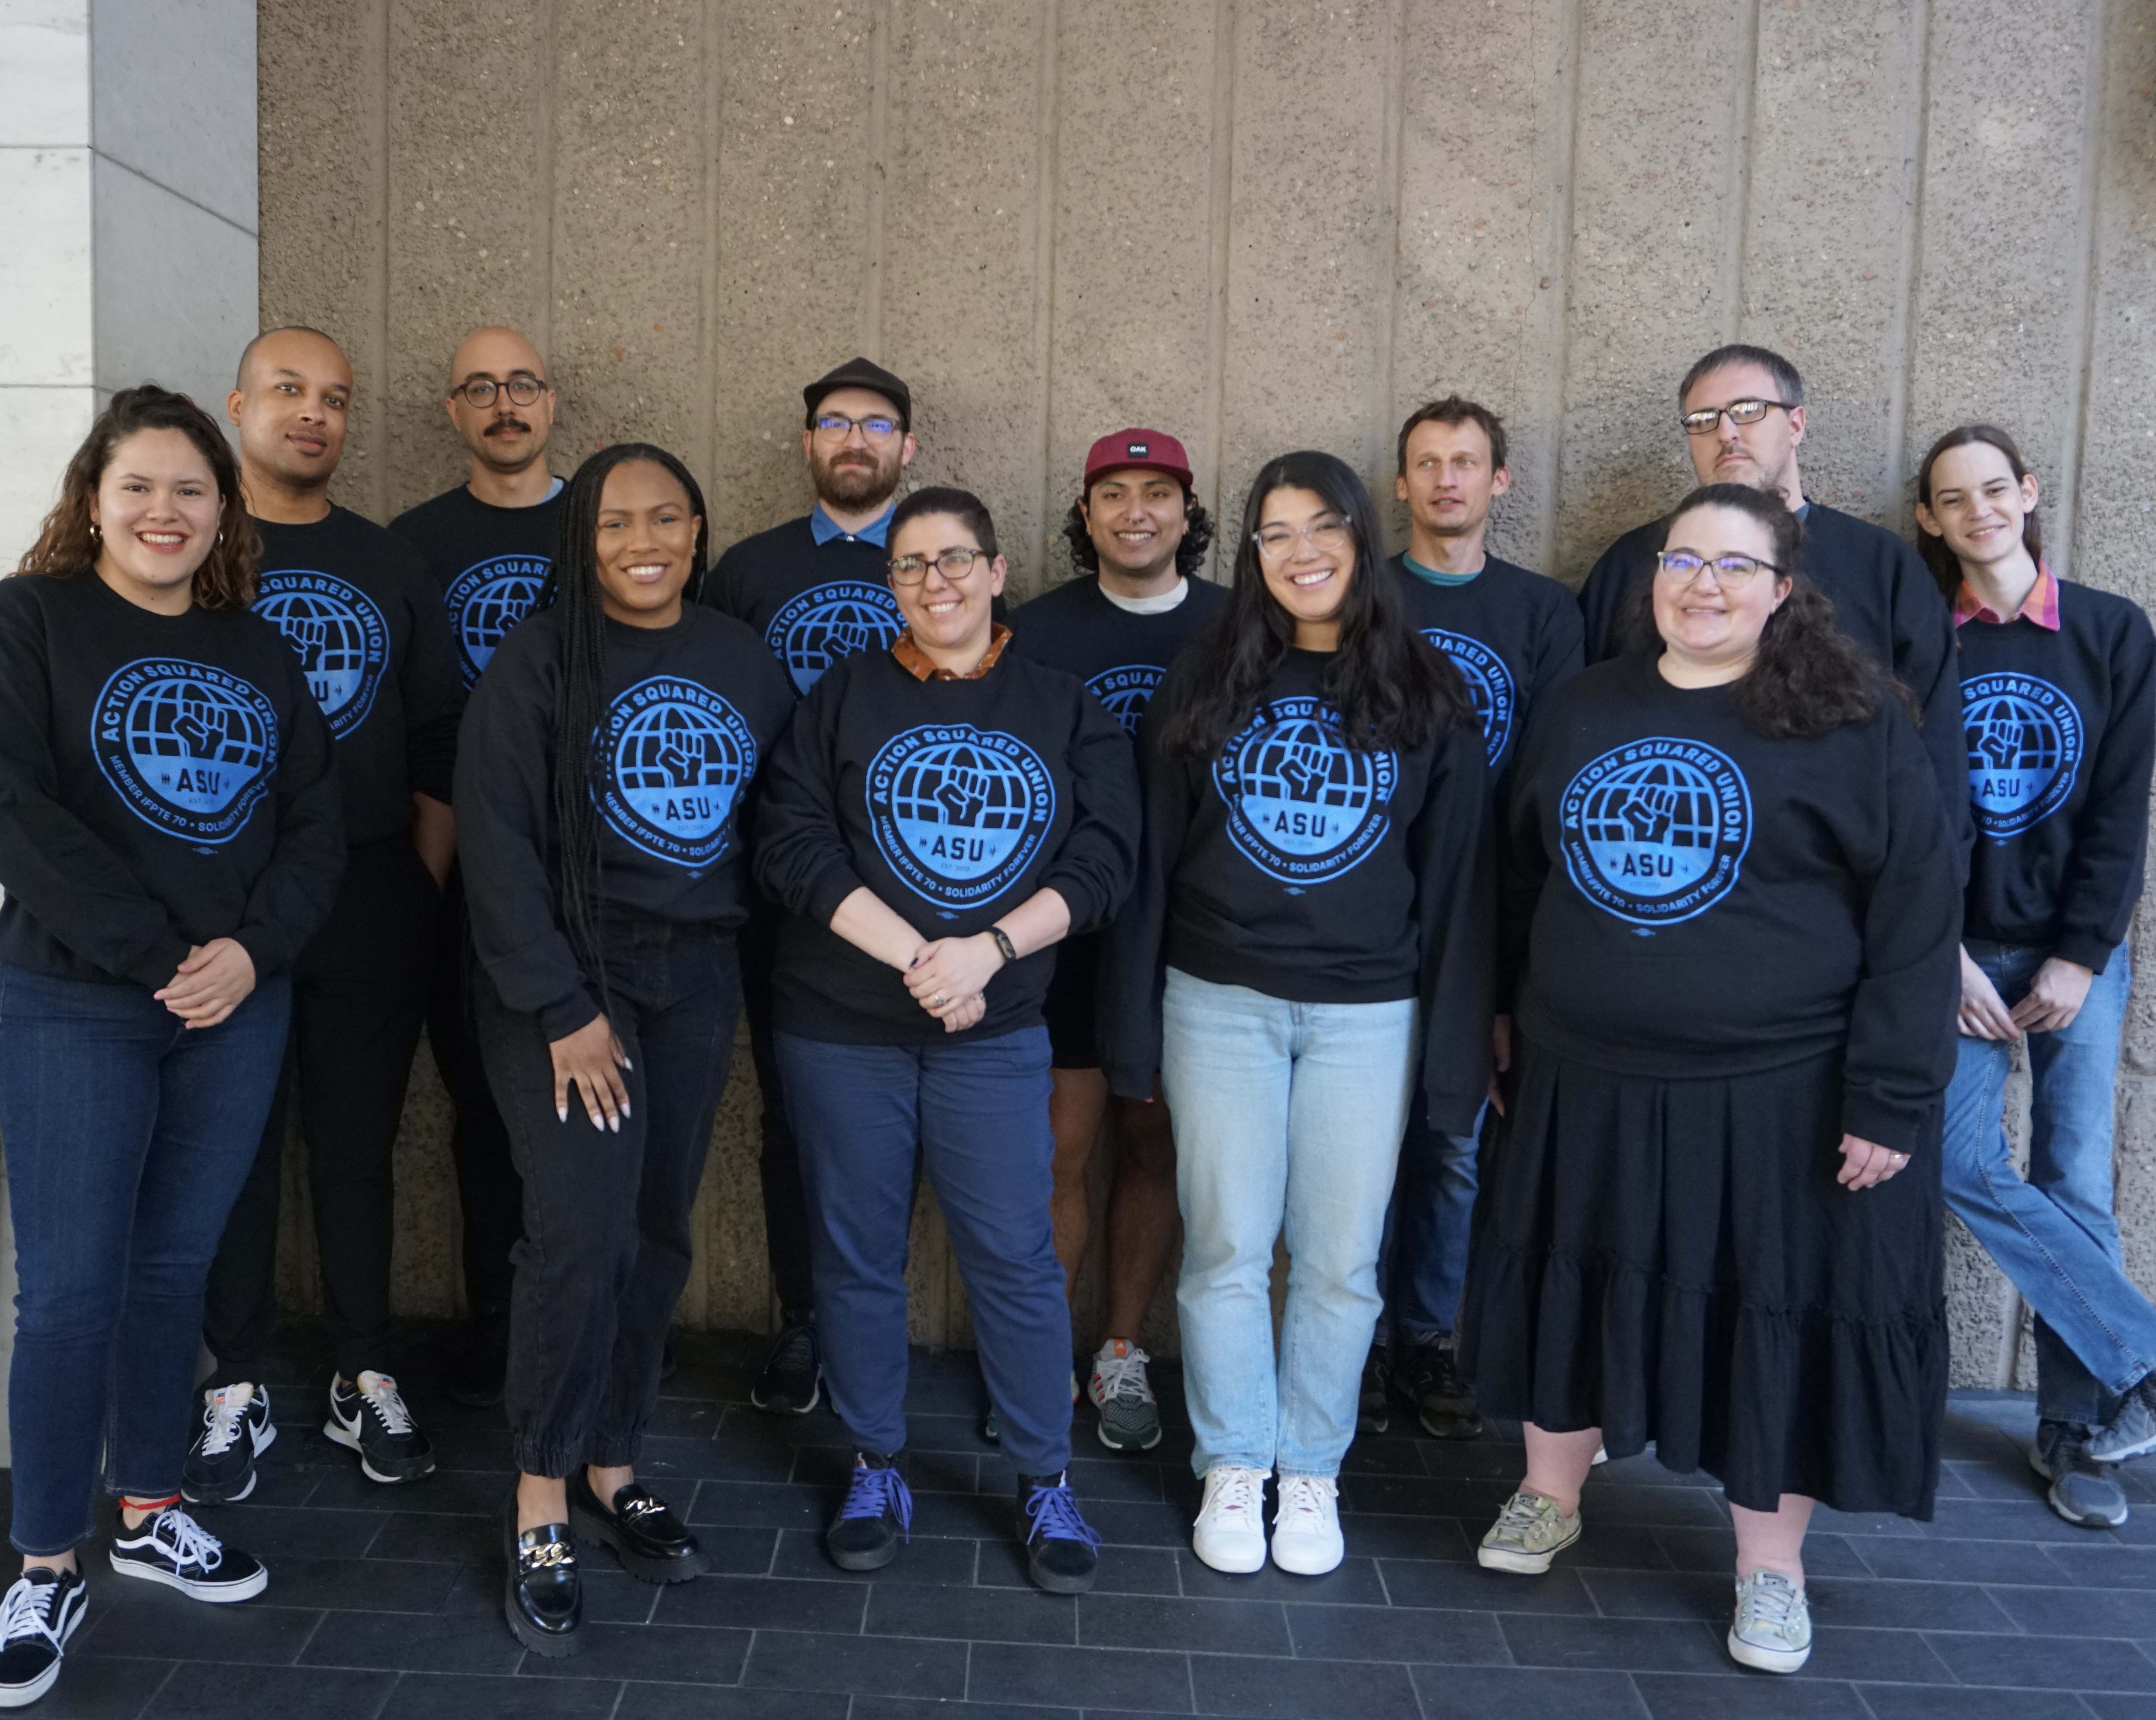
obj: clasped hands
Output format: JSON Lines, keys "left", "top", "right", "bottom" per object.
{"left": 904, "top": 930, "right": 1008, "bottom": 1035}
{"left": 154, "top": 937, "right": 256, "bottom": 1029}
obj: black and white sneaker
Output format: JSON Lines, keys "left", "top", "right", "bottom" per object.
{"left": 109, "top": 1505, "right": 267, "bottom": 1602}
{"left": 751, "top": 1322, "right": 823, "bottom": 1415}
{"left": 0, "top": 1568, "right": 87, "bottom": 1707}
{"left": 182, "top": 1382, "right": 276, "bottom": 1505}
{"left": 324, "top": 1371, "right": 435, "bottom": 1484}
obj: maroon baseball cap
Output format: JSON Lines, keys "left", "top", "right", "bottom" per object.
{"left": 1082, "top": 428, "right": 1193, "bottom": 491}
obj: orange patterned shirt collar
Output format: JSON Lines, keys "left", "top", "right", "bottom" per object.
{"left": 892, "top": 623, "right": 1012, "bottom": 682}
{"left": 1955, "top": 560, "right": 2060, "bottom": 632}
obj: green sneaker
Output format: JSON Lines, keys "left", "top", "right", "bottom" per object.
{"left": 1727, "top": 1569, "right": 1811, "bottom": 1673}
{"left": 1475, "top": 1490, "right": 1581, "bottom": 1574}
{"left": 1089, "top": 1342, "right": 1163, "bottom": 1452}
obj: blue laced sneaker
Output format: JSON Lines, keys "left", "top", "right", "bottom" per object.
{"left": 828, "top": 1453, "right": 911, "bottom": 1572}
{"left": 1017, "top": 1472, "right": 1100, "bottom": 1594}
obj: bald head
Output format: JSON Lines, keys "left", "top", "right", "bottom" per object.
{"left": 444, "top": 324, "right": 556, "bottom": 483}
{"left": 235, "top": 325, "right": 350, "bottom": 393}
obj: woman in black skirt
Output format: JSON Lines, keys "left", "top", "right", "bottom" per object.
{"left": 1458, "top": 483, "right": 1959, "bottom": 1675}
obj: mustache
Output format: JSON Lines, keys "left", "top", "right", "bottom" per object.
{"left": 483, "top": 417, "right": 532, "bottom": 437}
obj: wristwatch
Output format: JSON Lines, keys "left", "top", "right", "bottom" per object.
{"left": 988, "top": 925, "right": 1018, "bottom": 966}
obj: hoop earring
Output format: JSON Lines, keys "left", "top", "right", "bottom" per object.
{"left": 89, "top": 521, "right": 101, "bottom": 541}
{"left": 216, "top": 530, "right": 225, "bottom": 546}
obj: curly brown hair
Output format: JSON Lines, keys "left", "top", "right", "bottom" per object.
{"left": 16, "top": 384, "right": 260, "bottom": 610}
{"left": 1622, "top": 483, "right": 1908, "bottom": 739}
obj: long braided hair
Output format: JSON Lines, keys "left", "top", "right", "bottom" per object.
{"left": 544, "top": 443, "right": 711, "bottom": 1014}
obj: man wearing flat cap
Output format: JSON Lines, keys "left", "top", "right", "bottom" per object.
{"left": 702, "top": 356, "right": 918, "bottom": 1419}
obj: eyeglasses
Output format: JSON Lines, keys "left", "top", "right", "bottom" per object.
{"left": 889, "top": 546, "right": 990, "bottom": 586}
{"left": 1253, "top": 517, "right": 1352, "bottom": 560}
{"left": 815, "top": 414, "right": 901, "bottom": 442}
{"left": 1654, "top": 551, "right": 1782, "bottom": 586}
{"left": 1680, "top": 398, "right": 1795, "bottom": 436}
{"left": 453, "top": 374, "right": 548, "bottom": 408}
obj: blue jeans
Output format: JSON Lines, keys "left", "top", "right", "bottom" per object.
{"left": 1376, "top": 1091, "right": 1483, "bottom": 1348}
{"left": 0, "top": 963, "right": 291, "bottom": 1556}
{"left": 1942, "top": 942, "right": 2156, "bottom": 1424}
{"left": 776, "top": 1026, "right": 1072, "bottom": 1477}
{"left": 1159, "top": 969, "right": 1417, "bottom": 1479}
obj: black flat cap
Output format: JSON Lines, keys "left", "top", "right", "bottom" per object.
{"left": 803, "top": 356, "right": 911, "bottom": 430}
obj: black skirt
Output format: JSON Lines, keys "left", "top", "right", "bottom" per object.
{"left": 1457, "top": 1040, "right": 1947, "bottom": 1518}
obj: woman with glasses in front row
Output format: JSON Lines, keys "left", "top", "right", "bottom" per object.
{"left": 1102, "top": 451, "right": 1492, "bottom": 1579}
{"left": 754, "top": 486, "right": 1139, "bottom": 1594}
{"left": 1459, "top": 484, "right": 1960, "bottom": 1675}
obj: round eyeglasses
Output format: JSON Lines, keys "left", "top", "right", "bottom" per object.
{"left": 453, "top": 374, "right": 548, "bottom": 409}
{"left": 1253, "top": 518, "right": 1351, "bottom": 560}
{"left": 889, "top": 546, "right": 990, "bottom": 586}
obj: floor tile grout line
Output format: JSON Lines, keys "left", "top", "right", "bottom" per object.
{"left": 130, "top": 1657, "right": 182, "bottom": 1720}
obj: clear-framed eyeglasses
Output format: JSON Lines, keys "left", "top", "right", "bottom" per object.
{"left": 1252, "top": 517, "right": 1351, "bottom": 560}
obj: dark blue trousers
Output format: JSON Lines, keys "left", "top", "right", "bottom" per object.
{"left": 775, "top": 1026, "right": 1071, "bottom": 1477}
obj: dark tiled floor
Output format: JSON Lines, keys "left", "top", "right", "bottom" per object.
{"left": 17, "top": 1323, "right": 2156, "bottom": 1720}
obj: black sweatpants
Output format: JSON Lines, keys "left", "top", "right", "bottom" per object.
{"left": 478, "top": 916, "right": 740, "bottom": 1478}
{"left": 204, "top": 838, "right": 440, "bottom": 1385}
{"left": 739, "top": 906, "right": 815, "bottom": 1321}
{"left": 429, "top": 863, "right": 524, "bottom": 1315}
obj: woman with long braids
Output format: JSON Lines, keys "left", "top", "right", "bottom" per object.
{"left": 456, "top": 443, "right": 794, "bottom": 1655}
{"left": 1460, "top": 484, "right": 1960, "bottom": 1674}
{"left": 0, "top": 386, "right": 342, "bottom": 1708}
{"left": 1100, "top": 449, "right": 1491, "bottom": 1578}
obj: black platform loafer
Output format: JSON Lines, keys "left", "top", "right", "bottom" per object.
{"left": 503, "top": 1509, "right": 582, "bottom": 1656}
{"left": 567, "top": 1470, "right": 710, "bottom": 1584}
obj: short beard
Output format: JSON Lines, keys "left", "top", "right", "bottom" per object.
{"left": 813, "top": 449, "right": 900, "bottom": 512}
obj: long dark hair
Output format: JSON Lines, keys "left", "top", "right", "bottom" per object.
{"left": 1161, "top": 450, "right": 1470, "bottom": 758}
{"left": 1914, "top": 422, "right": 2042, "bottom": 604}
{"left": 544, "top": 443, "right": 711, "bottom": 1009}
{"left": 18, "top": 384, "right": 260, "bottom": 608}
{"left": 1626, "top": 483, "right": 1902, "bottom": 739}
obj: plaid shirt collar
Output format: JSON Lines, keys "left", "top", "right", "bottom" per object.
{"left": 892, "top": 622, "right": 1011, "bottom": 681}
{"left": 1955, "top": 560, "right": 2060, "bottom": 631}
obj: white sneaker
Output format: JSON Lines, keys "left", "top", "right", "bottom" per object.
{"left": 1270, "top": 1475, "right": 1343, "bottom": 1576}
{"left": 1191, "top": 1465, "right": 1270, "bottom": 1574}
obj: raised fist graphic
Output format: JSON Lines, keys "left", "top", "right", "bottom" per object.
{"left": 1277, "top": 739, "right": 1331, "bottom": 802}
{"left": 656, "top": 741, "right": 697, "bottom": 787}
{"left": 830, "top": 615, "right": 875, "bottom": 657}
{"left": 172, "top": 709, "right": 216, "bottom": 757}
{"left": 1620, "top": 781, "right": 1681, "bottom": 846}
{"left": 289, "top": 615, "right": 329, "bottom": 671}
{"left": 936, "top": 765, "right": 989, "bottom": 826}
{"left": 1976, "top": 714, "right": 2021, "bottom": 771}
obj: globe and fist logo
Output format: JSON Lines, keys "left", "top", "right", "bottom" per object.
{"left": 868, "top": 725, "right": 1056, "bottom": 910}
{"left": 1085, "top": 664, "right": 1167, "bottom": 736}
{"left": 254, "top": 570, "right": 389, "bottom": 738}
{"left": 1961, "top": 673, "right": 2082, "bottom": 839}
{"left": 1559, "top": 738, "right": 1751, "bottom": 927}
{"left": 1420, "top": 629, "right": 1515, "bottom": 768}
{"left": 768, "top": 583, "right": 903, "bottom": 694}
{"left": 93, "top": 658, "right": 280, "bottom": 845}
{"left": 1215, "top": 697, "right": 1397, "bottom": 885}
{"left": 446, "top": 555, "right": 550, "bottom": 687}
{"left": 599, "top": 677, "right": 758, "bottom": 870}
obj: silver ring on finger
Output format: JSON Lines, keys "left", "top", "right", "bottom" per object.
{"left": 932, "top": 995, "right": 948, "bottom": 1008}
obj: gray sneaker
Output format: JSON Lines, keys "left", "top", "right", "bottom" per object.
{"left": 1476, "top": 1490, "right": 1581, "bottom": 1574}
{"left": 1727, "top": 1569, "right": 1811, "bottom": 1673}
{"left": 2031, "top": 1419, "right": 2130, "bottom": 1527}
{"left": 1089, "top": 1342, "right": 1163, "bottom": 1452}
{"left": 2087, "top": 1374, "right": 2156, "bottom": 1464}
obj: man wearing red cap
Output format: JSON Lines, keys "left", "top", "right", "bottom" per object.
{"left": 1009, "top": 430, "right": 1226, "bottom": 1452}
{"left": 700, "top": 357, "right": 918, "bottom": 1418}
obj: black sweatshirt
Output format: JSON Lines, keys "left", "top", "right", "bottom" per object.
{"left": 389, "top": 483, "right": 565, "bottom": 690}
{"left": 1100, "top": 650, "right": 1493, "bottom": 1133}
{"left": 753, "top": 644, "right": 1140, "bottom": 1044}
{"left": 1008, "top": 575, "right": 1230, "bottom": 734}
{"left": 701, "top": 516, "right": 904, "bottom": 697}
{"left": 456, "top": 605, "right": 796, "bottom": 1039}
{"left": 254, "top": 508, "right": 463, "bottom": 847}
{"left": 1391, "top": 553, "right": 1584, "bottom": 790}
{"left": 1955, "top": 577, "right": 2156, "bottom": 971}
{"left": 1499, "top": 651, "right": 1959, "bottom": 1153}
{"left": 1575, "top": 501, "right": 1969, "bottom": 848}
{"left": 0, "top": 571, "right": 344, "bottom": 989}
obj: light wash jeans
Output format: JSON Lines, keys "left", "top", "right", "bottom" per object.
{"left": 1942, "top": 942, "right": 2156, "bottom": 1424}
{"left": 1160, "top": 967, "right": 1418, "bottom": 1479}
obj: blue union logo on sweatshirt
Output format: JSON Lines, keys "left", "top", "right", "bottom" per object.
{"left": 1962, "top": 672, "right": 2083, "bottom": 838}
{"left": 1084, "top": 663, "right": 1166, "bottom": 735}
{"left": 1215, "top": 697, "right": 1396, "bottom": 885}
{"left": 1419, "top": 628, "right": 1515, "bottom": 767}
{"left": 867, "top": 724, "right": 1056, "bottom": 910}
{"left": 767, "top": 582, "right": 903, "bottom": 694}
{"left": 445, "top": 554, "right": 549, "bottom": 686}
{"left": 1560, "top": 738, "right": 1751, "bottom": 928}
{"left": 598, "top": 676, "right": 759, "bottom": 871}
{"left": 254, "top": 569, "right": 388, "bottom": 739}
{"left": 93, "top": 658, "right": 279, "bottom": 846}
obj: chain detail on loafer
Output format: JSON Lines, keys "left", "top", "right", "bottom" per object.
{"left": 504, "top": 1514, "right": 582, "bottom": 1658}
{"left": 567, "top": 1471, "right": 709, "bottom": 1584}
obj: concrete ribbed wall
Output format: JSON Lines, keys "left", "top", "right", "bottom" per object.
{"left": 256, "top": 0, "right": 2156, "bottom": 1386}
